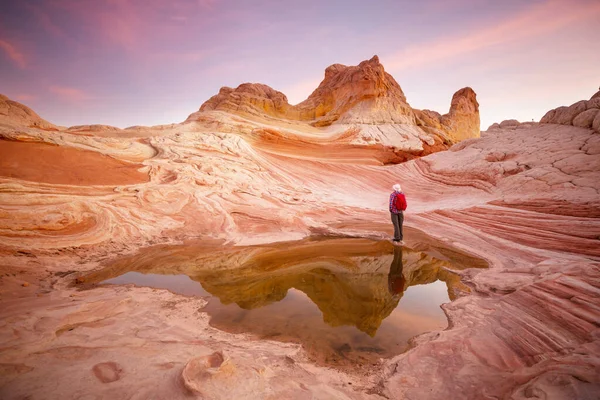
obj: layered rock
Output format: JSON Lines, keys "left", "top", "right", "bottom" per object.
{"left": 199, "top": 83, "right": 296, "bottom": 121}
{"left": 296, "top": 56, "right": 415, "bottom": 126}
{"left": 0, "top": 77, "right": 599, "bottom": 399}
{"left": 192, "top": 56, "right": 480, "bottom": 148}
{"left": 198, "top": 56, "right": 415, "bottom": 126}
{"left": 414, "top": 87, "right": 480, "bottom": 143}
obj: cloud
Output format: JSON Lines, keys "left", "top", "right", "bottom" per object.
{"left": 197, "top": 0, "right": 217, "bottom": 10}
{"left": 0, "top": 39, "right": 26, "bottom": 68}
{"left": 49, "top": 85, "right": 91, "bottom": 101}
{"left": 44, "top": 0, "right": 221, "bottom": 53}
{"left": 384, "top": 0, "right": 600, "bottom": 72}
{"left": 26, "top": 3, "right": 68, "bottom": 39}
{"left": 48, "top": 0, "right": 142, "bottom": 49}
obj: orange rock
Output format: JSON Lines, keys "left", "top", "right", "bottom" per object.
{"left": 190, "top": 56, "right": 480, "bottom": 143}
{"left": 0, "top": 93, "right": 58, "bottom": 130}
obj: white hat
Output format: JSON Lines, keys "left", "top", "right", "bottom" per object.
{"left": 393, "top": 184, "right": 402, "bottom": 192}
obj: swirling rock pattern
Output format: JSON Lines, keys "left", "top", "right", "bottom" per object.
{"left": 0, "top": 84, "right": 599, "bottom": 399}
{"left": 192, "top": 55, "right": 480, "bottom": 146}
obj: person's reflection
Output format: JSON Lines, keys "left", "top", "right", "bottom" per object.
{"left": 388, "top": 246, "right": 406, "bottom": 296}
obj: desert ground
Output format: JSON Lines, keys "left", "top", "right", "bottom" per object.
{"left": 1, "top": 57, "right": 599, "bottom": 399}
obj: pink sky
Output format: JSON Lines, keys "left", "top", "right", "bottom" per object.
{"left": 1, "top": 0, "right": 599, "bottom": 129}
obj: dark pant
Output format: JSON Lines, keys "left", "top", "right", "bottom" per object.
{"left": 391, "top": 212, "right": 403, "bottom": 241}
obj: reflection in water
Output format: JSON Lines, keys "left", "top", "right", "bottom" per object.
{"left": 93, "top": 238, "right": 482, "bottom": 368}
{"left": 388, "top": 246, "right": 405, "bottom": 296}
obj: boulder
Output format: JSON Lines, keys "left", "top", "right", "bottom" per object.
{"left": 499, "top": 119, "right": 520, "bottom": 128}
{"left": 556, "top": 101, "right": 587, "bottom": 125}
{"left": 540, "top": 108, "right": 557, "bottom": 124}
{"left": 572, "top": 109, "right": 599, "bottom": 129}
{"left": 541, "top": 101, "right": 588, "bottom": 125}
{"left": 586, "top": 97, "right": 600, "bottom": 109}
{"left": 593, "top": 111, "right": 600, "bottom": 133}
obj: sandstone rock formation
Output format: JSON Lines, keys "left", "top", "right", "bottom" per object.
{"left": 414, "top": 87, "right": 480, "bottom": 143}
{"left": 0, "top": 94, "right": 58, "bottom": 130}
{"left": 541, "top": 89, "right": 600, "bottom": 132}
{"left": 77, "top": 237, "right": 471, "bottom": 370}
{"left": 0, "top": 76, "right": 599, "bottom": 399}
{"left": 192, "top": 56, "right": 480, "bottom": 153}
{"left": 486, "top": 119, "right": 538, "bottom": 132}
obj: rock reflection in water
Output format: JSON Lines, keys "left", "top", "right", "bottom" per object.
{"left": 94, "top": 238, "right": 476, "bottom": 368}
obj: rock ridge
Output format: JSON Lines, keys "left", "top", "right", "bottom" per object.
{"left": 193, "top": 55, "right": 480, "bottom": 143}
{"left": 0, "top": 94, "right": 57, "bottom": 130}
{"left": 540, "top": 89, "right": 600, "bottom": 132}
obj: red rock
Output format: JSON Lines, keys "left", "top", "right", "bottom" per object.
{"left": 0, "top": 67, "right": 598, "bottom": 400}
{"left": 593, "top": 111, "right": 600, "bottom": 133}
{"left": 573, "top": 108, "right": 599, "bottom": 129}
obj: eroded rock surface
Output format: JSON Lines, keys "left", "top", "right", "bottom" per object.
{"left": 0, "top": 94, "right": 58, "bottom": 130}
{"left": 541, "top": 89, "right": 600, "bottom": 133}
{"left": 0, "top": 83, "right": 599, "bottom": 399}
{"left": 192, "top": 56, "right": 480, "bottom": 150}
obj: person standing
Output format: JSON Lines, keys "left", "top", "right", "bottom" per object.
{"left": 389, "top": 184, "right": 407, "bottom": 244}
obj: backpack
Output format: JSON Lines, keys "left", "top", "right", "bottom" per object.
{"left": 395, "top": 192, "right": 407, "bottom": 211}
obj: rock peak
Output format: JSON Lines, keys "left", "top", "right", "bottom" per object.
{"left": 364, "top": 55, "right": 380, "bottom": 65}
{"left": 296, "top": 55, "right": 411, "bottom": 126}
{"left": 189, "top": 57, "right": 480, "bottom": 141}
